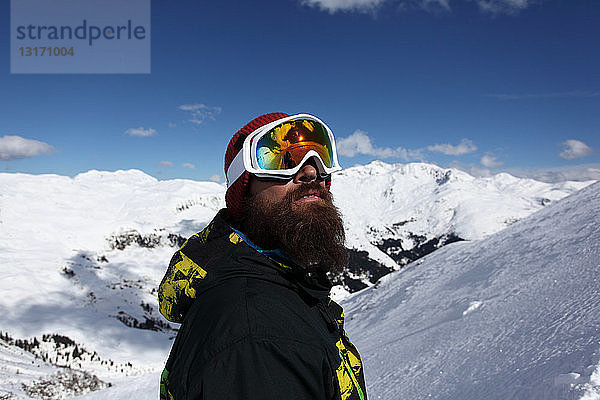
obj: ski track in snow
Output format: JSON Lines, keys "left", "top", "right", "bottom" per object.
{"left": 0, "top": 163, "right": 597, "bottom": 399}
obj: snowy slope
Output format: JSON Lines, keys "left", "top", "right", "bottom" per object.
{"left": 343, "top": 180, "right": 600, "bottom": 399}
{"left": 0, "top": 334, "right": 109, "bottom": 400}
{"left": 0, "top": 171, "right": 224, "bottom": 398}
{"left": 0, "top": 171, "right": 222, "bottom": 361}
{"left": 0, "top": 163, "right": 595, "bottom": 398}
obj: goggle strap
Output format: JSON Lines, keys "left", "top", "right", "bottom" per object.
{"left": 226, "top": 150, "right": 246, "bottom": 188}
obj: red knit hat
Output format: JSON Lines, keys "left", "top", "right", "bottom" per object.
{"left": 224, "top": 112, "right": 289, "bottom": 221}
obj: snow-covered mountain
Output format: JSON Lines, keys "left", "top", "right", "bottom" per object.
{"left": 0, "top": 162, "right": 595, "bottom": 399}
{"left": 344, "top": 180, "right": 600, "bottom": 399}
{"left": 332, "top": 161, "right": 591, "bottom": 292}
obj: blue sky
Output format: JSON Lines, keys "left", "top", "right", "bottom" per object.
{"left": 1, "top": 0, "right": 599, "bottom": 182}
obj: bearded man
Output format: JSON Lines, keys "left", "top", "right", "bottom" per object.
{"left": 158, "top": 113, "right": 367, "bottom": 400}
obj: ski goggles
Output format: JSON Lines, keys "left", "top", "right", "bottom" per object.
{"left": 226, "top": 114, "right": 342, "bottom": 187}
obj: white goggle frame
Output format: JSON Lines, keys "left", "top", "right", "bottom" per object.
{"left": 226, "top": 113, "right": 342, "bottom": 188}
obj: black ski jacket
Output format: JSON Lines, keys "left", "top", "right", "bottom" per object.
{"left": 158, "top": 209, "right": 367, "bottom": 400}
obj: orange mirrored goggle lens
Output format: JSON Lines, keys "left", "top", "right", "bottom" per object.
{"left": 255, "top": 119, "right": 334, "bottom": 171}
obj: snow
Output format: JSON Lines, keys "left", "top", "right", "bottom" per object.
{"left": 0, "top": 163, "right": 597, "bottom": 399}
{"left": 72, "top": 373, "right": 160, "bottom": 399}
{"left": 343, "top": 180, "right": 600, "bottom": 399}
{"left": 0, "top": 339, "right": 60, "bottom": 398}
{"left": 0, "top": 337, "right": 110, "bottom": 399}
{"left": 582, "top": 365, "right": 600, "bottom": 399}
{"left": 0, "top": 169, "right": 224, "bottom": 398}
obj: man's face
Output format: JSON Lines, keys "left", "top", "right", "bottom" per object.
{"left": 240, "top": 159, "right": 348, "bottom": 273}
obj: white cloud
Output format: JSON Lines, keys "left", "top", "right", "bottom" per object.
{"left": 182, "top": 162, "right": 195, "bottom": 169}
{"left": 448, "top": 160, "right": 491, "bottom": 177}
{"left": 475, "top": 0, "right": 533, "bottom": 14}
{"left": 0, "top": 135, "right": 54, "bottom": 161}
{"left": 480, "top": 153, "right": 504, "bottom": 168}
{"left": 337, "top": 131, "right": 479, "bottom": 161}
{"left": 301, "top": 0, "right": 537, "bottom": 14}
{"left": 337, "top": 130, "right": 423, "bottom": 161}
{"left": 506, "top": 164, "right": 600, "bottom": 183}
{"left": 560, "top": 139, "right": 593, "bottom": 160}
{"left": 425, "top": 0, "right": 451, "bottom": 10}
{"left": 209, "top": 174, "right": 222, "bottom": 183}
{"left": 470, "top": 165, "right": 492, "bottom": 177}
{"left": 427, "top": 138, "right": 477, "bottom": 156}
{"left": 453, "top": 161, "right": 600, "bottom": 183}
{"left": 302, "top": 0, "right": 450, "bottom": 13}
{"left": 157, "top": 161, "right": 173, "bottom": 167}
{"left": 168, "top": 122, "right": 177, "bottom": 128}
{"left": 401, "top": 0, "right": 451, "bottom": 11}
{"left": 125, "top": 127, "right": 157, "bottom": 137}
{"left": 301, "top": 0, "right": 385, "bottom": 13}
{"left": 178, "top": 104, "right": 222, "bottom": 125}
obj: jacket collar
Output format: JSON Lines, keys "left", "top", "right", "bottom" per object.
{"left": 158, "top": 209, "right": 333, "bottom": 323}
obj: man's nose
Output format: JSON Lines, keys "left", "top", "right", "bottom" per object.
{"left": 293, "top": 159, "right": 318, "bottom": 183}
